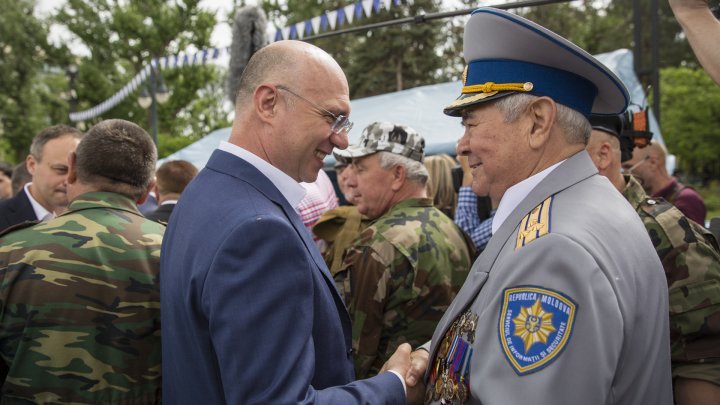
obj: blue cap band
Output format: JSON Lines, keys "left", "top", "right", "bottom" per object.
{"left": 466, "top": 59, "right": 598, "bottom": 116}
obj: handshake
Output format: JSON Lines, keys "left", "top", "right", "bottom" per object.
{"left": 380, "top": 343, "right": 430, "bottom": 405}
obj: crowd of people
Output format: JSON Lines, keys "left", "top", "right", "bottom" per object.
{"left": 0, "top": 1, "right": 719, "bottom": 404}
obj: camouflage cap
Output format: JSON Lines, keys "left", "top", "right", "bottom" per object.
{"left": 334, "top": 122, "right": 425, "bottom": 163}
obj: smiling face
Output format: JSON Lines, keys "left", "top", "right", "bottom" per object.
{"left": 456, "top": 102, "right": 530, "bottom": 202}
{"left": 346, "top": 154, "right": 397, "bottom": 220}
{"left": 275, "top": 58, "right": 351, "bottom": 183}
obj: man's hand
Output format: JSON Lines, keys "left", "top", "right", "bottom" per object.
{"left": 406, "top": 348, "right": 429, "bottom": 387}
{"left": 380, "top": 342, "right": 412, "bottom": 377}
{"left": 406, "top": 379, "right": 426, "bottom": 405}
{"left": 405, "top": 348, "right": 429, "bottom": 405}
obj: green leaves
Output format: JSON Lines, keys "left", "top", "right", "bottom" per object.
{"left": 660, "top": 67, "right": 720, "bottom": 177}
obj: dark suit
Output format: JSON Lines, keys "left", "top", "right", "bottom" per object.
{"left": 0, "top": 190, "right": 37, "bottom": 232}
{"left": 161, "top": 149, "right": 404, "bottom": 404}
{"left": 144, "top": 203, "right": 174, "bottom": 223}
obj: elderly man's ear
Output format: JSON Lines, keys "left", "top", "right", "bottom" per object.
{"left": 527, "top": 97, "right": 556, "bottom": 150}
{"left": 390, "top": 164, "right": 407, "bottom": 192}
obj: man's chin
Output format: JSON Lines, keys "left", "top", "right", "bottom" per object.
{"left": 52, "top": 197, "right": 69, "bottom": 209}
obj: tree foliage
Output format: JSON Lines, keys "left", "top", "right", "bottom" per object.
{"left": 262, "top": 0, "right": 448, "bottom": 98}
{"left": 0, "top": 0, "right": 70, "bottom": 162}
{"left": 0, "top": 0, "right": 718, "bottom": 179}
{"left": 660, "top": 67, "right": 720, "bottom": 180}
{"left": 55, "top": 0, "right": 230, "bottom": 156}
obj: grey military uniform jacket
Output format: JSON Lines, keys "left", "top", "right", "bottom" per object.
{"left": 427, "top": 151, "right": 672, "bottom": 405}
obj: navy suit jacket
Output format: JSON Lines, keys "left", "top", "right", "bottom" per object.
{"left": 161, "top": 150, "right": 404, "bottom": 404}
{"left": 0, "top": 190, "right": 37, "bottom": 233}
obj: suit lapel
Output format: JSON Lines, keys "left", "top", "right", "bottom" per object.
{"left": 7, "top": 191, "right": 36, "bottom": 220}
{"left": 205, "top": 150, "right": 349, "bottom": 308}
{"left": 428, "top": 151, "right": 598, "bottom": 362}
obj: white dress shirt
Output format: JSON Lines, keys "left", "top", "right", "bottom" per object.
{"left": 492, "top": 160, "right": 564, "bottom": 234}
{"left": 24, "top": 183, "right": 52, "bottom": 221}
{"left": 218, "top": 141, "right": 306, "bottom": 211}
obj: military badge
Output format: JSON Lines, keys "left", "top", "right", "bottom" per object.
{"left": 498, "top": 286, "right": 577, "bottom": 375}
{"left": 516, "top": 196, "right": 553, "bottom": 249}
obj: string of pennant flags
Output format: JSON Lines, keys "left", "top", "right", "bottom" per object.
{"left": 69, "top": 0, "right": 403, "bottom": 122}
{"left": 274, "top": 0, "right": 402, "bottom": 41}
{"left": 69, "top": 47, "right": 227, "bottom": 122}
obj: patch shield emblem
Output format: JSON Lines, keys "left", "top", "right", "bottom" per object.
{"left": 499, "top": 286, "right": 577, "bottom": 375}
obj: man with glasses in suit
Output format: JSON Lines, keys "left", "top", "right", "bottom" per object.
{"left": 161, "top": 40, "right": 421, "bottom": 404}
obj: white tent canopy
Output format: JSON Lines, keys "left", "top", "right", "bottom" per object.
{"left": 160, "top": 49, "right": 662, "bottom": 169}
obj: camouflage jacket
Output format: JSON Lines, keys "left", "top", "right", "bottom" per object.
{"left": 337, "top": 198, "right": 473, "bottom": 379}
{"left": 312, "top": 206, "right": 372, "bottom": 276}
{"left": 623, "top": 175, "right": 720, "bottom": 380}
{"left": 0, "top": 192, "right": 165, "bottom": 404}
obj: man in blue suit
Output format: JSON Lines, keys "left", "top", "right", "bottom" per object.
{"left": 161, "top": 40, "right": 417, "bottom": 404}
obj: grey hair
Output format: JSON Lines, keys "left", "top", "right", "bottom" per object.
{"left": 376, "top": 151, "right": 429, "bottom": 186}
{"left": 494, "top": 93, "right": 592, "bottom": 145}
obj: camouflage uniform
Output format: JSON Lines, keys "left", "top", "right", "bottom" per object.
{"left": 0, "top": 192, "right": 164, "bottom": 404}
{"left": 337, "top": 198, "right": 473, "bottom": 378}
{"left": 623, "top": 175, "right": 720, "bottom": 385}
{"left": 312, "top": 206, "right": 372, "bottom": 276}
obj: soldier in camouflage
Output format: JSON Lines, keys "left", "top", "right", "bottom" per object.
{"left": 587, "top": 118, "right": 720, "bottom": 405}
{"left": 0, "top": 119, "right": 163, "bottom": 404}
{"left": 313, "top": 159, "right": 372, "bottom": 276}
{"left": 334, "top": 122, "right": 473, "bottom": 379}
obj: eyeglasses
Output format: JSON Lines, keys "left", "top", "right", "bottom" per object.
{"left": 276, "top": 85, "right": 353, "bottom": 135}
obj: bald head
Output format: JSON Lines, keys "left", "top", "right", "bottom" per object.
{"left": 229, "top": 40, "right": 351, "bottom": 183}
{"left": 632, "top": 141, "right": 666, "bottom": 163}
{"left": 234, "top": 41, "right": 347, "bottom": 114}
{"left": 622, "top": 141, "right": 671, "bottom": 194}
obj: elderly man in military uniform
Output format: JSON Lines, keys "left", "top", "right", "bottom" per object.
{"left": 406, "top": 8, "right": 672, "bottom": 405}
{"left": 586, "top": 113, "right": 720, "bottom": 405}
{"left": 0, "top": 119, "right": 163, "bottom": 403}
{"left": 334, "top": 122, "right": 473, "bottom": 380}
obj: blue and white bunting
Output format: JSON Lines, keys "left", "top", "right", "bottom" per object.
{"left": 71, "top": 0, "right": 409, "bottom": 122}
{"left": 271, "top": 0, "right": 403, "bottom": 41}
{"left": 69, "top": 47, "right": 229, "bottom": 122}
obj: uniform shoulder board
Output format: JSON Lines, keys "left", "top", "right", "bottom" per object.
{"left": 516, "top": 196, "right": 554, "bottom": 250}
{"left": 638, "top": 197, "right": 674, "bottom": 218}
{"left": 640, "top": 197, "right": 714, "bottom": 249}
{"left": 0, "top": 220, "right": 41, "bottom": 238}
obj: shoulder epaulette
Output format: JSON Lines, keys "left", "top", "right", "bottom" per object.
{"left": 639, "top": 197, "right": 709, "bottom": 248}
{"left": 638, "top": 197, "right": 674, "bottom": 217}
{"left": 516, "top": 196, "right": 554, "bottom": 250}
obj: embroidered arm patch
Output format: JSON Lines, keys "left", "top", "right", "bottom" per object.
{"left": 498, "top": 286, "right": 578, "bottom": 375}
